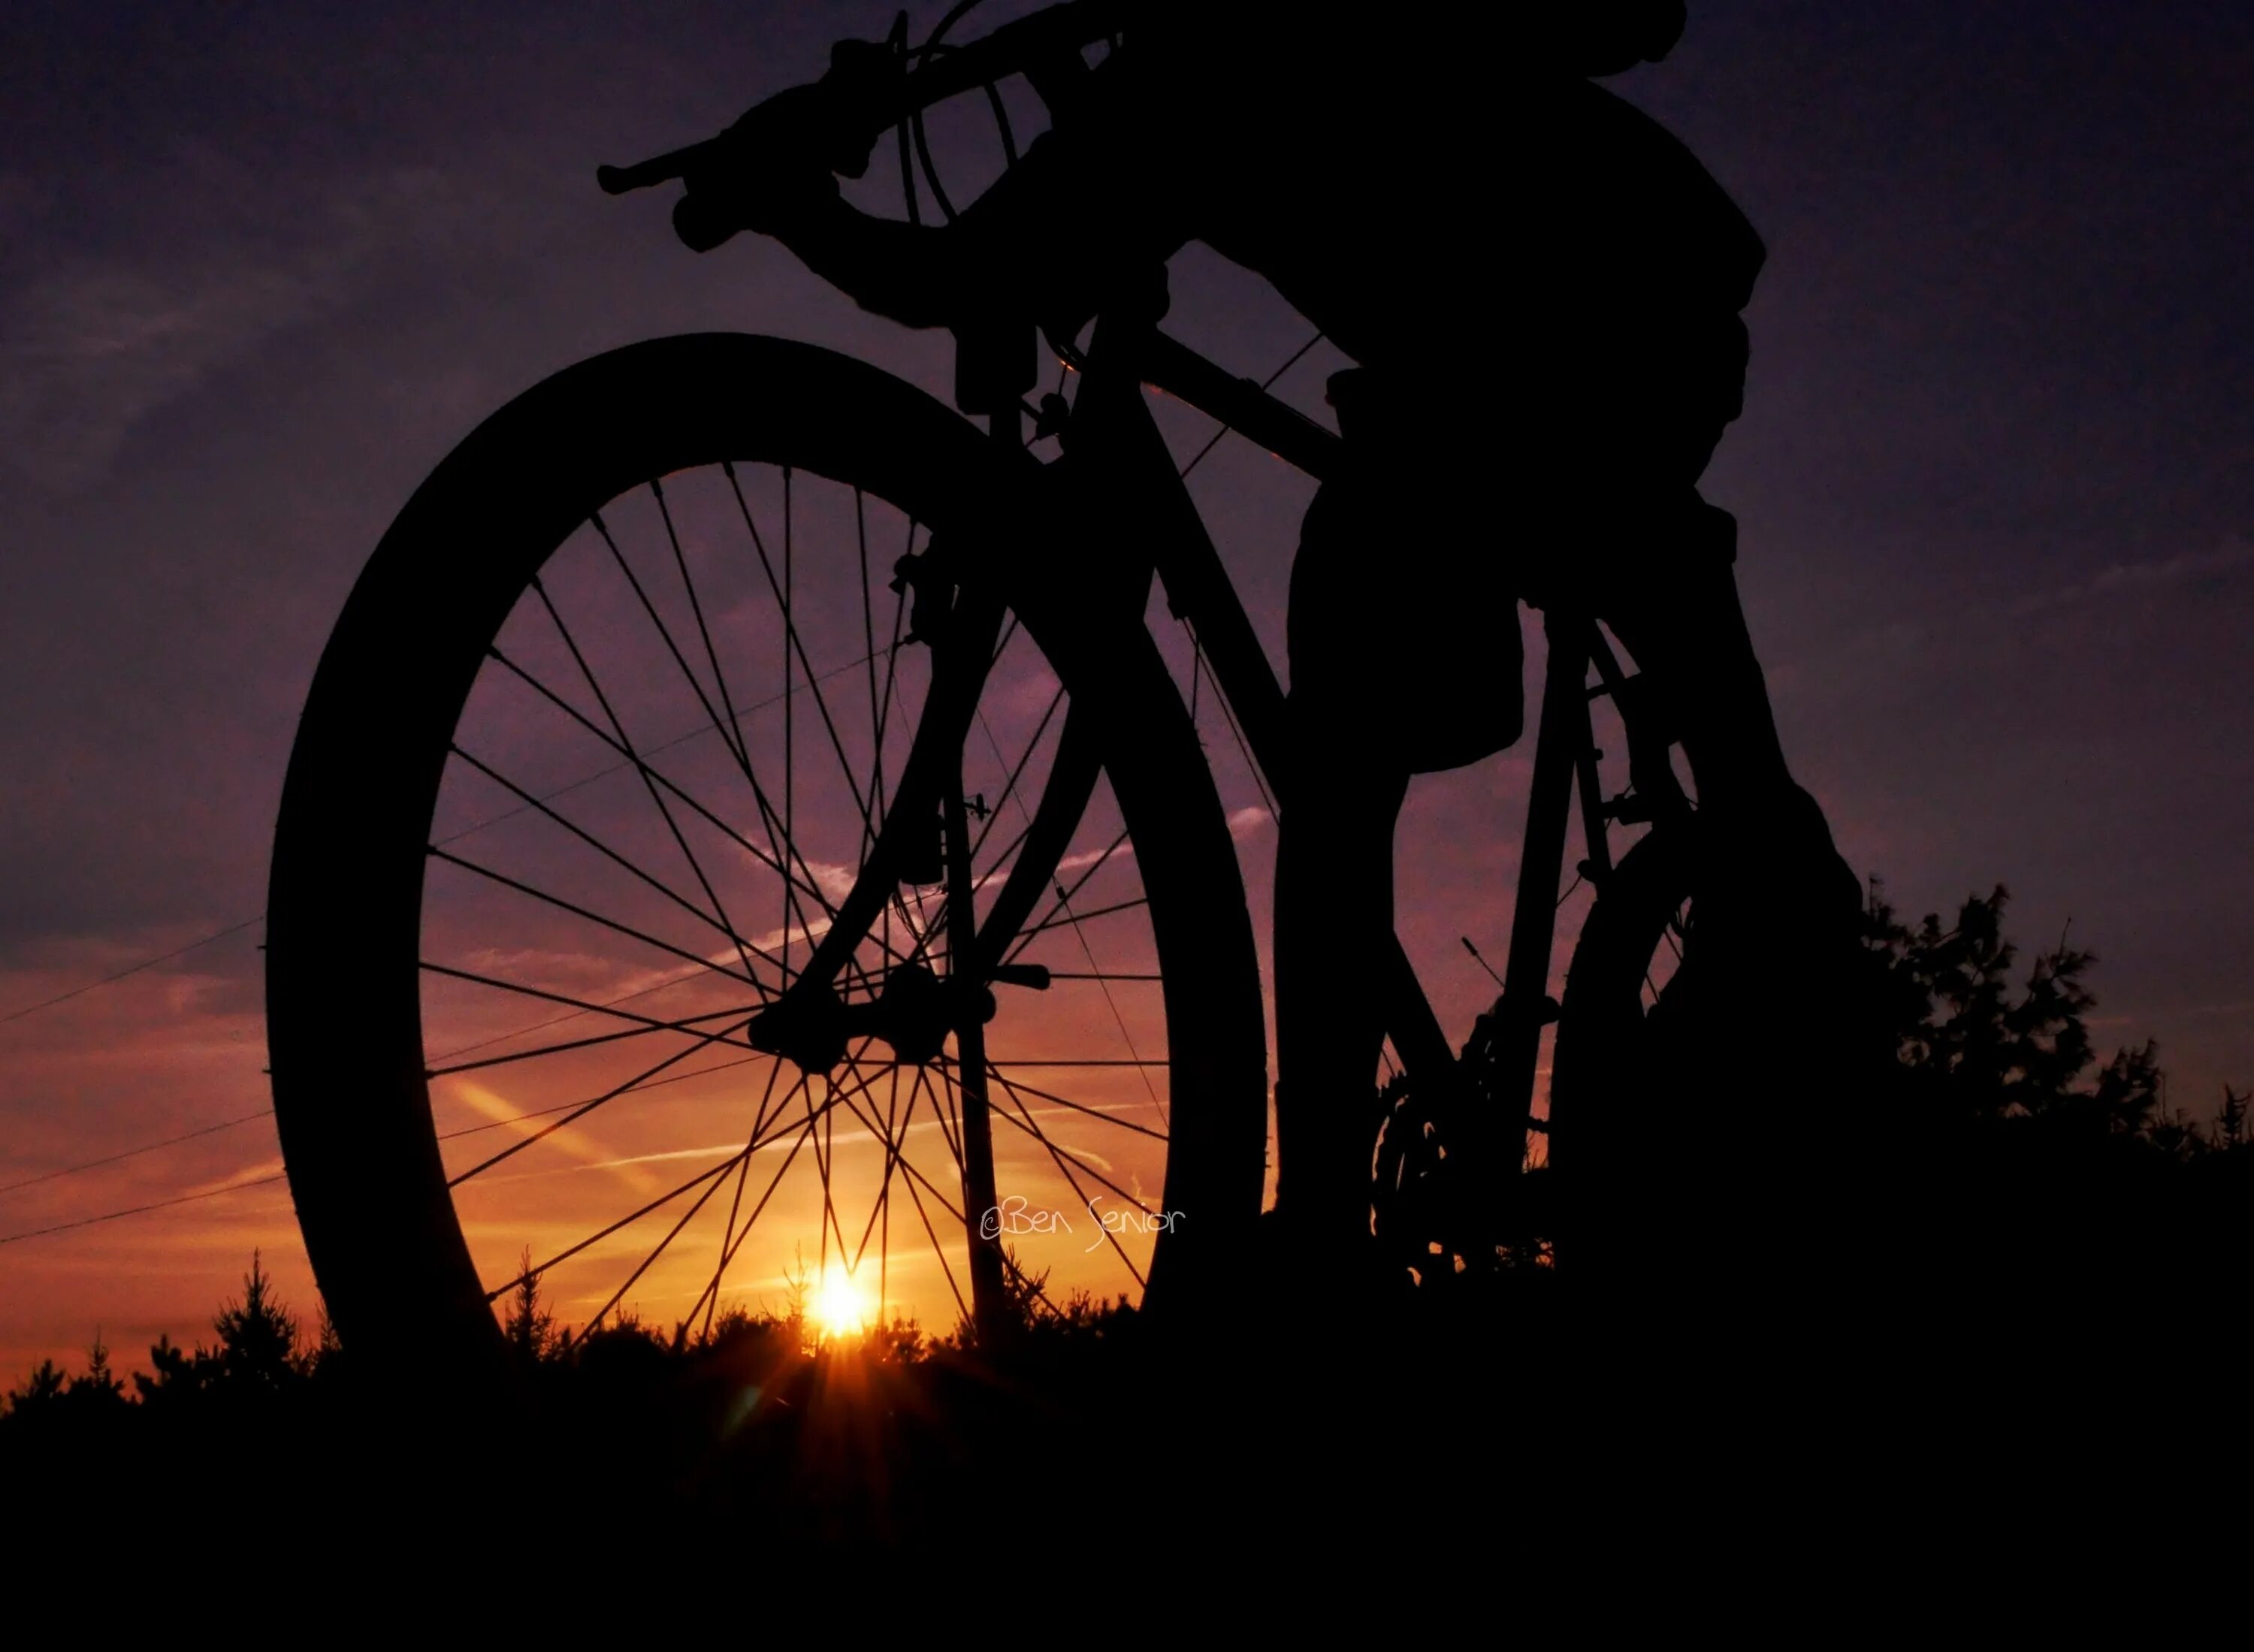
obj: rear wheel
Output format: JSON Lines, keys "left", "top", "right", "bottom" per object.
{"left": 1549, "top": 816, "right": 1703, "bottom": 1269}
{"left": 266, "top": 334, "right": 1267, "bottom": 1360}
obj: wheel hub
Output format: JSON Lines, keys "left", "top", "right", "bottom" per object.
{"left": 746, "top": 962, "right": 998, "bottom": 1075}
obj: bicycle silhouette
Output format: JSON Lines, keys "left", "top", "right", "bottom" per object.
{"left": 266, "top": 3, "right": 1857, "bottom": 1355}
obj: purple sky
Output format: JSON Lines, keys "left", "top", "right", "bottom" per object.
{"left": 2, "top": 2, "right": 2249, "bottom": 1380}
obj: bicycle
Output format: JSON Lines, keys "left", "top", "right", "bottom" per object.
{"left": 265, "top": 2, "right": 1766, "bottom": 1357}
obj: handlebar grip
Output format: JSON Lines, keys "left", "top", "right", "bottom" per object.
{"left": 595, "top": 140, "right": 713, "bottom": 195}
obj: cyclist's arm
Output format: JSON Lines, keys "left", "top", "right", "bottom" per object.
{"left": 766, "top": 199, "right": 963, "bottom": 330}
{"left": 762, "top": 41, "right": 1189, "bottom": 339}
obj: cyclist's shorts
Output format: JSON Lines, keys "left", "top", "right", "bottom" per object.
{"left": 1287, "top": 432, "right": 1526, "bottom": 775}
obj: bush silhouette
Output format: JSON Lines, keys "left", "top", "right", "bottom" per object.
{"left": 3, "top": 874, "right": 2246, "bottom": 1560}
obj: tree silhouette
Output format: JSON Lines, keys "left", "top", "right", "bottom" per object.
{"left": 5, "top": 866, "right": 2249, "bottom": 1545}
{"left": 6, "top": 1360, "right": 66, "bottom": 1415}
{"left": 1866, "top": 881, "right": 2165, "bottom": 1134}
{"left": 207, "top": 1250, "right": 307, "bottom": 1394}
{"left": 502, "top": 1249, "right": 559, "bottom": 1364}
{"left": 2217, "top": 1086, "right": 2248, "bottom": 1151}
{"left": 134, "top": 1333, "right": 207, "bottom": 1409}
{"left": 68, "top": 1330, "right": 126, "bottom": 1412}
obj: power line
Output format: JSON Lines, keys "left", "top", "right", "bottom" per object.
{"left": 0, "top": 1172, "right": 288, "bottom": 1246}
{"left": 0, "top": 918, "right": 264, "bottom": 1028}
{"left": 0, "top": 976, "right": 736, "bottom": 1200}
{"left": 0, "top": 654, "right": 879, "bottom": 1031}
{"left": 0, "top": 1052, "right": 772, "bottom": 1245}
{"left": 0, "top": 1108, "right": 274, "bottom": 1197}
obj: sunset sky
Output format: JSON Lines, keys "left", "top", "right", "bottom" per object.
{"left": 3, "top": 0, "right": 2249, "bottom": 1385}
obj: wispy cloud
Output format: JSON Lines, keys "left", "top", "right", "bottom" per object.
{"left": 2011, "top": 537, "right": 2252, "bottom": 615}
{"left": 0, "top": 146, "right": 531, "bottom": 491}
{"left": 448, "top": 1078, "right": 657, "bottom": 1194}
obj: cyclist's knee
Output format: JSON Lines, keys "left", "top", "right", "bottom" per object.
{"left": 1288, "top": 476, "right": 1525, "bottom": 775}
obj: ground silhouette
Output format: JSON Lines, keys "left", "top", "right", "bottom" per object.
{"left": 10, "top": 879, "right": 2249, "bottom": 1566}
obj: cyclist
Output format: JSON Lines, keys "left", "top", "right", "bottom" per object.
{"left": 686, "top": 0, "right": 1863, "bottom": 1278}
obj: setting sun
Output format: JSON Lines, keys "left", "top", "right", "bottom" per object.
{"left": 811, "top": 1268, "right": 872, "bottom": 1340}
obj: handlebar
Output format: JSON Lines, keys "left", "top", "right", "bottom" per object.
{"left": 595, "top": 1, "right": 1124, "bottom": 213}
{"left": 596, "top": 146, "right": 709, "bottom": 197}
{"left": 594, "top": 0, "right": 1342, "bottom": 470}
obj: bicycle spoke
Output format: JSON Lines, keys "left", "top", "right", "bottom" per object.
{"left": 1002, "top": 827, "right": 1134, "bottom": 962}
{"left": 569, "top": 1140, "right": 744, "bottom": 1343}
{"left": 965, "top": 690, "right": 1065, "bottom": 869}
{"left": 857, "top": 491, "right": 885, "bottom": 862}
{"left": 400, "top": 448, "right": 1186, "bottom": 1352}
{"left": 428, "top": 846, "right": 769, "bottom": 994}
{"left": 686, "top": 1116, "right": 816, "bottom": 1331}
{"left": 725, "top": 462, "right": 876, "bottom": 841}
{"left": 974, "top": 711, "right": 1162, "bottom": 1118}
{"left": 781, "top": 467, "right": 796, "bottom": 985}
{"left": 1010, "top": 892, "right": 1148, "bottom": 951}
{"left": 971, "top": 1063, "right": 1157, "bottom": 1216}
{"left": 421, "top": 959, "right": 749, "bottom": 1034}
{"left": 827, "top": 1066, "right": 970, "bottom": 1227}
{"left": 980, "top": 1066, "right": 1168, "bottom": 1141}
{"left": 893, "top": 1143, "right": 968, "bottom": 1329}
{"left": 990, "top": 1068, "right": 1147, "bottom": 1289}
{"left": 977, "top": 1058, "right": 1163, "bottom": 1068}
{"left": 445, "top": 1010, "right": 760, "bottom": 1187}
{"left": 433, "top": 651, "right": 882, "bottom": 854}
{"left": 483, "top": 645, "right": 883, "bottom": 949}
{"left": 699, "top": 1056, "right": 789, "bottom": 1336}
{"left": 428, "top": 1003, "right": 763, "bottom": 1078}
{"left": 651, "top": 476, "right": 755, "bottom": 784}
{"left": 437, "top": 1051, "right": 773, "bottom": 1146}
{"left": 529, "top": 566, "right": 769, "bottom": 986}
{"left": 576, "top": 1053, "right": 902, "bottom": 1341}
{"left": 842, "top": 1052, "right": 915, "bottom": 1273}
{"left": 489, "top": 1151, "right": 742, "bottom": 1306}
{"left": 447, "top": 741, "right": 790, "bottom": 986}
{"left": 687, "top": 1055, "right": 902, "bottom": 1327}
{"left": 589, "top": 510, "right": 752, "bottom": 775}
{"left": 902, "top": 1062, "right": 962, "bottom": 1179}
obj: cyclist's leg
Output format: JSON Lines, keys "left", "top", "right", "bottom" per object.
{"left": 1574, "top": 307, "right": 1860, "bottom": 935}
{"left": 1273, "top": 702, "right": 1409, "bottom": 1276}
{"left": 1272, "top": 425, "right": 1521, "bottom": 1281}
{"left": 1271, "top": 467, "right": 1404, "bottom": 1277}
{"left": 1600, "top": 514, "right": 1861, "bottom": 955}
{"left": 1561, "top": 313, "right": 1876, "bottom": 1307}
{"left": 1598, "top": 499, "right": 1878, "bottom": 1308}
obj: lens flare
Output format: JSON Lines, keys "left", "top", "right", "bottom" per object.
{"left": 811, "top": 1267, "right": 870, "bottom": 1339}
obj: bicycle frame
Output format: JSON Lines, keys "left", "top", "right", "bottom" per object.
{"left": 615, "top": 1, "right": 1712, "bottom": 1227}
{"left": 1036, "top": 318, "right": 1666, "bottom": 1196}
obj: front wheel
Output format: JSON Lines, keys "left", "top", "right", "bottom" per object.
{"left": 265, "top": 334, "right": 1267, "bottom": 1361}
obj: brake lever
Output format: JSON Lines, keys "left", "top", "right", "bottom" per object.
{"left": 598, "top": 27, "right": 905, "bottom": 200}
